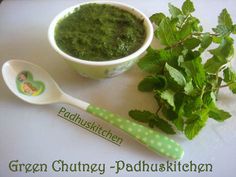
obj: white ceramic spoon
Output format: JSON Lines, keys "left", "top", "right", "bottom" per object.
{"left": 2, "top": 60, "right": 184, "bottom": 159}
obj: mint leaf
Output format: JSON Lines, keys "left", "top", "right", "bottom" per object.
{"left": 202, "top": 92, "right": 216, "bottom": 106}
{"left": 184, "top": 118, "right": 205, "bottom": 140}
{"left": 179, "top": 22, "right": 192, "bottom": 39}
{"left": 218, "top": 9, "right": 233, "bottom": 28}
{"left": 213, "top": 25, "right": 230, "bottom": 37}
{"left": 129, "top": 110, "right": 175, "bottom": 134}
{"left": 184, "top": 109, "right": 208, "bottom": 140}
{"left": 229, "top": 82, "right": 236, "bottom": 93}
{"left": 181, "top": 57, "right": 206, "bottom": 88}
{"left": 165, "top": 63, "right": 186, "bottom": 86}
{"left": 162, "top": 106, "right": 178, "bottom": 120}
{"left": 168, "top": 3, "right": 182, "bottom": 18}
{"left": 184, "top": 50, "right": 201, "bottom": 61}
{"left": 212, "top": 36, "right": 223, "bottom": 43}
{"left": 209, "top": 37, "right": 234, "bottom": 60}
{"left": 183, "top": 37, "right": 201, "bottom": 49}
{"left": 209, "top": 106, "right": 231, "bottom": 122}
{"left": 129, "top": 110, "right": 153, "bottom": 123}
{"left": 182, "top": 0, "right": 195, "bottom": 15}
{"left": 204, "top": 56, "right": 226, "bottom": 73}
{"left": 159, "top": 48, "right": 176, "bottom": 61}
{"left": 174, "top": 92, "right": 185, "bottom": 113}
{"left": 138, "top": 76, "right": 166, "bottom": 92}
{"left": 233, "top": 24, "right": 236, "bottom": 34}
{"left": 188, "top": 16, "right": 202, "bottom": 32}
{"left": 213, "top": 9, "right": 233, "bottom": 36}
{"left": 183, "top": 97, "right": 203, "bottom": 116}
{"left": 159, "top": 89, "right": 176, "bottom": 109}
{"left": 155, "top": 18, "right": 177, "bottom": 46}
{"left": 200, "top": 33, "right": 212, "bottom": 51}
{"left": 205, "top": 37, "right": 234, "bottom": 73}
{"left": 138, "top": 47, "right": 163, "bottom": 73}
{"left": 184, "top": 80, "right": 195, "bottom": 95}
{"left": 173, "top": 117, "right": 184, "bottom": 131}
{"left": 153, "top": 116, "right": 176, "bottom": 134}
{"left": 150, "top": 13, "right": 166, "bottom": 26}
{"left": 223, "top": 67, "right": 236, "bottom": 83}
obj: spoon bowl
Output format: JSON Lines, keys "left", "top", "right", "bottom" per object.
{"left": 2, "top": 60, "right": 62, "bottom": 104}
{"left": 2, "top": 60, "right": 184, "bottom": 160}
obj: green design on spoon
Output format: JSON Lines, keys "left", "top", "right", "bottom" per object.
{"left": 16, "top": 71, "right": 45, "bottom": 96}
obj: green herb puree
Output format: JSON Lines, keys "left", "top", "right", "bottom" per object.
{"left": 55, "top": 4, "right": 146, "bottom": 61}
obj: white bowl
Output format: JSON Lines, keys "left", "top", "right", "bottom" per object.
{"left": 48, "top": 1, "right": 153, "bottom": 79}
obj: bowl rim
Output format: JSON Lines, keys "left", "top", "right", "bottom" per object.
{"left": 48, "top": 1, "right": 153, "bottom": 66}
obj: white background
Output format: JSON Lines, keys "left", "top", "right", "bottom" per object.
{"left": 0, "top": 0, "right": 236, "bottom": 177}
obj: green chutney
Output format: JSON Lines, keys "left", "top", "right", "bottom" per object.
{"left": 55, "top": 4, "right": 146, "bottom": 61}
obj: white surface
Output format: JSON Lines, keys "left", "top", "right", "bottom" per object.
{"left": 0, "top": 0, "right": 236, "bottom": 177}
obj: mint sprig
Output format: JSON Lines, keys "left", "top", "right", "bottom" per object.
{"left": 129, "top": 0, "right": 235, "bottom": 140}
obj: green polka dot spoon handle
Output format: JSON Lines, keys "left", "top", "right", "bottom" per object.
{"left": 2, "top": 60, "right": 184, "bottom": 160}
{"left": 60, "top": 94, "right": 184, "bottom": 160}
{"left": 86, "top": 104, "right": 184, "bottom": 160}
{"left": 62, "top": 95, "right": 184, "bottom": 160}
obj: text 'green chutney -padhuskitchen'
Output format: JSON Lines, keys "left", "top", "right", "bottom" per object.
{"left": 55, "top": 4, "right": 146, "bottom": 61}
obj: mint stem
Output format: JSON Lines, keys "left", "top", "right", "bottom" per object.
{"left": 193, "top": 32, "right": 218, "bottom": 37}
{"left": 220, "top": 82, "right": 234, "bottom": 88}
{"left": 156, "top": 104, "right": 163, "bottom": 116}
